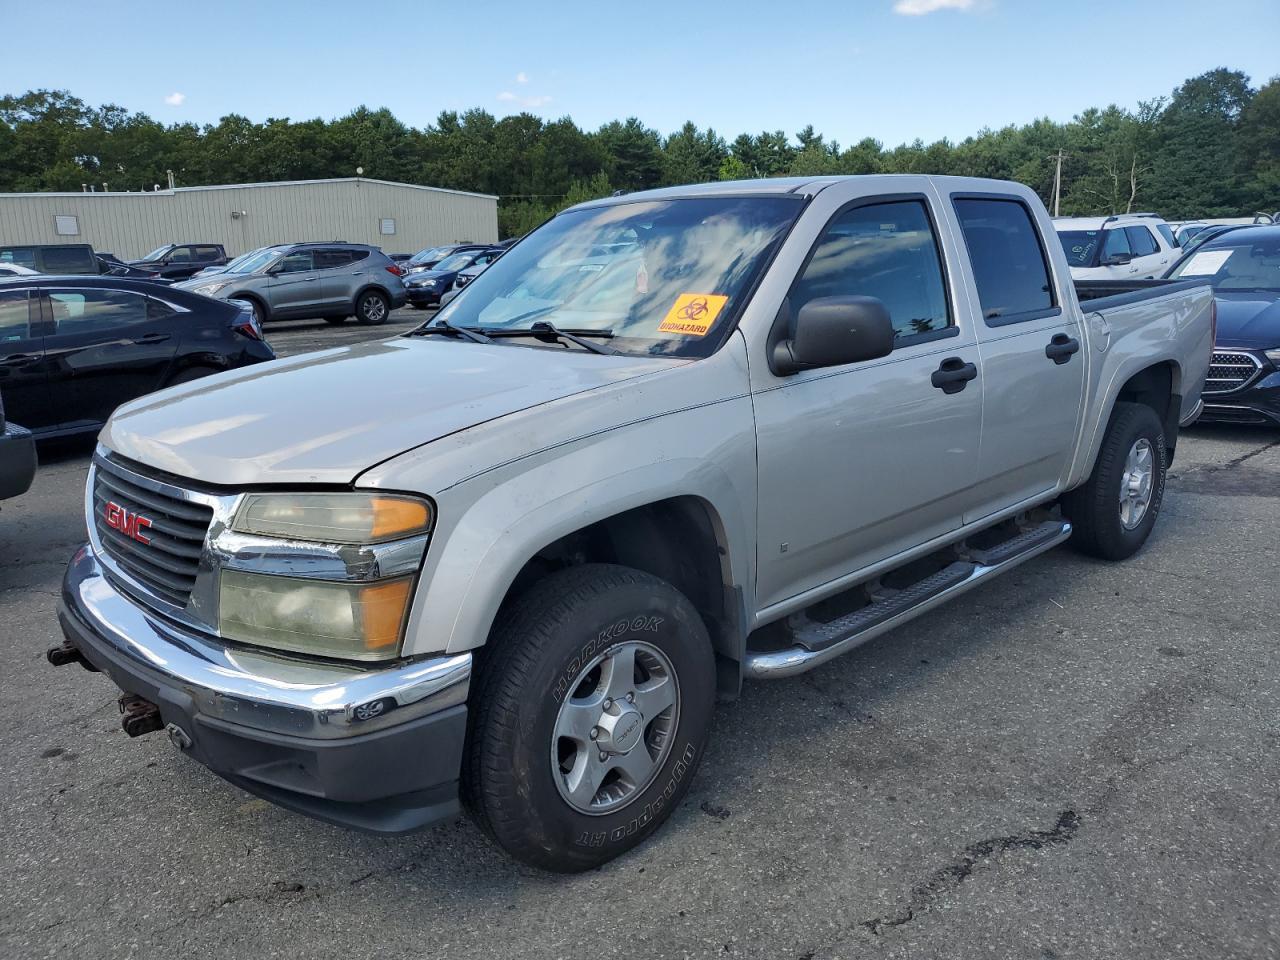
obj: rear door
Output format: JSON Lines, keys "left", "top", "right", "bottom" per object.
{"left": 264, "top": 249, "right": 322, "bottom": 318}
{"left": 40, "top": 286, "right": 181, "bottom": 431}
{"left": 314, "top": 247, "right": 360, "bottom": 312}
{"left": 1100, "top": 228, "right": 1135, "bottom": 279}
{"left": 948, "top": 195, "right": 1086, "bottom": 521}
{"left": 0, "top": 288, "right": 53, "bottom": 431}
{"left": 1125, "top": 225, "right": 1165, "bottom": 278}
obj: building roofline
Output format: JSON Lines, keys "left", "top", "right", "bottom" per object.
{"left": 0, "top": 176, "right": 498, "bottom": 201}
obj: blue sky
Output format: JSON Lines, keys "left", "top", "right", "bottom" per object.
{"left": 3, "top": 0, "right": 1277, "bottom": 147}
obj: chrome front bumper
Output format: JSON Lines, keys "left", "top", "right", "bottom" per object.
{"left": 58, "top": 544, "right": 473, "bottom": 833}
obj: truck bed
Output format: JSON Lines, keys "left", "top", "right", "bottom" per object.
{"left": 1074, "top": 278, "right": 1206, "bottom": 312}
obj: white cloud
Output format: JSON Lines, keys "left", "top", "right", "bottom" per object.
{"left": 164, "top": 92, "right": 186, "bottom": 106}
{"left": 497, "top": 91, "right": 552, "bottom": 109}
{"left": 515, "top": 71, "right": 529, "bottom": 84}
{"left": 892, "top": 0, "right": 975, "bottom": 14}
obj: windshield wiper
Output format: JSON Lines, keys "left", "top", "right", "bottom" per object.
{"left": 485, "top": 321, "right": 618, "bottom": 355}
{"left": 408, "top": 318, "right": 493, "bottom": 344}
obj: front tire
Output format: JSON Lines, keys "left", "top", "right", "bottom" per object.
{"left": 1063, "top": 401, "right": 1167, "bottom": 560}
{"left": 463, "top": 564, "right": 715, "bottom": 872}
{"left": 355, "top": 290, "right": 389, "bottom": 325}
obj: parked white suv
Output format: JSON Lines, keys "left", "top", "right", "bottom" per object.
{"left": 1054, "top": 214, "right": 1179, "bottom": 281}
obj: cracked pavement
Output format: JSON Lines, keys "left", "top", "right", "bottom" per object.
{"left": 1, "top": 322, "right": 1277, "bottom": 959}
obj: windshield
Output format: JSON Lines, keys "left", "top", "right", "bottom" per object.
{"left": 1057, "top": 230, "right": 1100, "bottom": 268}
{"left": 409, "top": 245, "right": 450, "bottom": 266}
{"left": 227, "top": 248, "right": 284, "bottom": 274}
{"left": 141, "top": 244, "right": 173, "bottom": 261}
{"left": 434, "top": 253, "right": 475, "bottom": 272}
{"left": 1168, "top": 234, "right": 1280, "bottom": 291}
{"left": 434, "top": 196, "right": 802, "bottom": 358}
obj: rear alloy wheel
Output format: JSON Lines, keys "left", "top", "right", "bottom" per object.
{"left": 356, "top": 290, "right": 389, "bottom": 325}
{"left": 464, "top": 563, "right": 715, "bottom": 872}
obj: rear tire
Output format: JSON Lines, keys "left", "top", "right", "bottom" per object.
{"left": 355, "top": 290, "right": 389, "bottom": 325}
{"left": 1062, "top": 401, "right": 1167, "bottom": 561}
{"left": 463, "top": 563, "right": 715, "bottom": 872}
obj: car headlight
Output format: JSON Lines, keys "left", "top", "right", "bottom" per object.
{"left": 220, "top": 493, "right": 434, "bottom": 660}
{"left": 194, "top": 281, "right": 231, "bottom": 296}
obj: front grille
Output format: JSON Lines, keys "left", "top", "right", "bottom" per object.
{"left": 1204, "top": 351, "right": 1262, "bottom": 395}
{"left": 92, "top": 458, "right": 213, "bottom": 606}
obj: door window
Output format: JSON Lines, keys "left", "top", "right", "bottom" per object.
{"left": 38, "top": 246, "right": 96, "bottom": 273}
{"left": 194, "top": 246, "right": 222, "bottom": 261}
{"left": 953, "top": 197, "right": 1055, "bottom": 324}
{"left": 313, "top": 249, "right": 354, "bottom": 270}
{"left": 48, "top": 289, "right": 148, "bottom": 335}
{"left": 0, "top": 247, "right": 37, "bottom": 269}
{"left": 1125, "top": 226, "right": 1159, "bottom": 257}
{"left": 791, "top": 199, "right": 951, "bottom": 342}
{"left": 273, "top": 251, "right": 314, "bottom": 274}
{"left": 1102, "top": 228, "right": 1131, "bottom": 261}
{"left": 167, "top": 247, "right": 194, "bottom": 263}
{"left": 0, "top": 290, "right": 30, "bottom": 344}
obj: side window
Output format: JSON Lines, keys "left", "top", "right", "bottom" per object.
{"left": 1156, "top": 223, "right": 1177, "bottom": 248}
{"left": 0, "top": 290, "right": 30, "bottom": 343}
{"left": 313, "top": 249, "right": 352, "bottom": 270}
{"left": 48, "top": 289, "right": 148, "bottom": 335}
{"left": 791, "top": 199, "right": 951, "bottom": 342}
{"left": 168, "top": 247, "right": 194, "bottom": 263}
{"left": 194, "top": 246, "right": 222, "bottom": 261}
{"left": 348, "top": 249, "right": 369, "bottom": 264}
{"left": 1125, "top": 227, "right": 1159, "bottom": 257}
{"left": 1102, "top": 228, "right": 1131, "bottom": 260}
{"left": 273, "top": 251, "right": 314, "bottom": 274}
{"left": 953, "top": 197, "right": 1055, "bottom": 323}
{"left": 0, "top": 247, "right": 37, "bottom": 268}
{"left": 39, "top": 246, "right": 95, "bottom": 273}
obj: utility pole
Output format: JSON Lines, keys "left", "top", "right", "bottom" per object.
{"left": 1048, "top": 149, "right": 1067, "bottom": 217}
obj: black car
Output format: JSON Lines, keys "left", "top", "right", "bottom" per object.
{"left": 402, "top": 242, "right": 493, "bottom": 277}
{"left": 0, "top": 276, "right": 275, "bottom": 438}
{"left": 1165, "top": 225, "right": 1280, "bottom": 426}
{"left": 404, "top": 246, "right": 503, "bottom": 307}
{"left": 129, "top": 243, "right": 228, "bottom": 281}
{"left": 96, "top": 255, "right": 173, "bottom": 282}
{"left": 0, "top": 389, "right": 37, "bottom": 502}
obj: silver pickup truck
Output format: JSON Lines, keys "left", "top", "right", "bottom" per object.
{"left": 52, "top": 175, "right": 1213, "bottom": 871}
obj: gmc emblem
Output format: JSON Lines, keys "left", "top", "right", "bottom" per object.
{"left": 104, "top": 501, "right": 153, "bottom": 545}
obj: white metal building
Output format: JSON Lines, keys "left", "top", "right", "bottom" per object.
{"left": 0, "top": 177, "right": 498, "bottom": 259}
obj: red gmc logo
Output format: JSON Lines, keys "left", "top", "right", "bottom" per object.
{"left": 104, "top": 501, "right": 153, "bottom": 545}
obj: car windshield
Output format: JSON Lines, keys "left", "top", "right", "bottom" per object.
{"left": 142, "top": 244, "right": 173, "bottom": 261}
{"left": 1168, "top": 234, "right": 1280, "bottom": 291}
{"left": 1057, "top": 230, "right": 1100, "bottom": 267}
{"left": 434, "top": 195, "right": 803, "bottom": 358}
{"left": 434, "top": 253, "right": 475, "bottom": 272}
{"left": 227, "top": 248, "right": 284, "bottom": 274}
{"left": 409, "top": 245, "right": 449, "bottom": 266}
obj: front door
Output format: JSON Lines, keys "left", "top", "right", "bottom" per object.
{"left": 265, "top": 250, "right": 323, "bottom": 318}
{"left": 0, "top": 288, "right": 52, "bottom": 431}
{"left": 753, "top": 191, "right": 984, "bottom": 611}
{"left": 40, "top": 286, "right": 179, "bottom": 431}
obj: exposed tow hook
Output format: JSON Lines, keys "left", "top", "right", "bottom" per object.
{"left": 46, "top": 640, "right": 99, "bottom": 672}
{"left": 118, "top": 694, "right": 164, "bottom": 738}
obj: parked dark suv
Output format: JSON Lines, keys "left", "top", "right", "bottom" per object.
{"left": 0, "top": 243, "right": 101, "bottom": 275}
{"left": 129, "top": 243, "right": 228, "bottom": 280}
{"left": 174, "top": 242, "right": 407, "bottom": 325}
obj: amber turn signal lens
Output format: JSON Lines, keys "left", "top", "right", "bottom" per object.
{"left": 358, "top": 578, "right": 415, "bottom": 651}
{"left": 370, "top": 497, "right": 433, "bottom": 540}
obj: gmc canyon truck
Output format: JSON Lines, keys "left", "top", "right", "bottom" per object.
{"left": 51, "top": 176, "right": 1213, "bottom": 872}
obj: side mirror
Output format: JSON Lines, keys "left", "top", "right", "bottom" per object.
{"left": 770, "top": 296, "right": 896, "bottom": 376}
{"left": 1104, "top": 253, "right": 1132, "bottom": 265}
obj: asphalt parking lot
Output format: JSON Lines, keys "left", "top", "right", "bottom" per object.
{"left": 1, "top": 315, "right": 1277, "bottom": 959}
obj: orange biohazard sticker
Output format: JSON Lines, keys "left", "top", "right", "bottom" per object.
{"left": 658, "top": 293, "right": 729, "bottom": 337}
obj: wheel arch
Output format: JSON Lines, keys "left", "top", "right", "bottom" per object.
{"left": 1075, "top": 357, "right": 1183, "bottom": 484}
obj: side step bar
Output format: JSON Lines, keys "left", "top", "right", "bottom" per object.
{"left": 744, "top": 520, "right": 1072, "bottom": 680}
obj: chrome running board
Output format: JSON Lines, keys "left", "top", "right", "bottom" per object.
{"left": 743, "top": 520, "right": 1072, "bottom": 680}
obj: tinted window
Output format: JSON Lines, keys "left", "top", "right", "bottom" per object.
{"left": 0, "top": 247, "right": 37, "bottom": 269}
{"left": 194, "top": 246, "right": 222, "bottom": 261}
{"left": 953, "top": 198, "right": 1054, "bottom": 321}
{"left": 274, "top": 251, "right": 314, "bottom": 274}
{"left": 313, "top": 249, "right": 352, "bottom": 270}
{"left": 1058, "top": 230, "right": 1100, "bottom": 267}
{"left": 49, "top": 289, "right": 148, "bottom": 334}
{"left": 0, "top": 290, "right": 30, "bottom": 343}
{"left": 792, "top": 199, "right": 951, "bottom": 340}
{"left": 1156, "top": 223, "right": 1178, "bottom": 248}
{"left": 39, "top": 246, "right": 96, "bottom": 273}
{"left": 167, "top": 247, "right": 194, "bottom": 263}
{"left": 1102, "top": 228, "right": 1131, "bottom": 260}
{"left": 1125, "top": 226, "right": 1159, "bottom": 257}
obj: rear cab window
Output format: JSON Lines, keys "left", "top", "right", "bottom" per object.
{"left": 952, "top": 197, "right": 1056, "bottom": 325}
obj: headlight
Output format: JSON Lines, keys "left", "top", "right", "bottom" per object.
{"left": 413, "top": 279, "right": 437, "bottom": 289}
{"left": 194, "top": 281, "right": 231, "bottom": 296}
{"left": 219, "top": 571, "right": 413, "bottom": 660}
{"left": 220, "top": 492, "right": 434, "bottom": 660}
{"left": 232, "top": 492, "right": 432, "bottom": 543}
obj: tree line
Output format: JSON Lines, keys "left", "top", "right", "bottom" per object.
{"left": 1, "top": 67, "right": 1276, "bottom": 239}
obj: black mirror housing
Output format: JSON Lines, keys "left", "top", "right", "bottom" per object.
{"left": 770, "top": 296, "right": 896, "bottom": 376}
{"left": 1104, "top": 253, "right": 1132, "bottom": 265}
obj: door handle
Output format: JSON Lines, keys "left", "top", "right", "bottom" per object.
{"left": 131, "top": 332, "right": 171, "bottom": 345}
{"left": 0, "top": 353, "right": 40, "bottom": 367}
{"left": 931, "top": 356, "right": 978, "bottom": 394}
{"left": 303, "top": 277, "right": 318, "bottom": 282}
{"left": 1045, "top": 333, "right": 1080, "bottom": 364}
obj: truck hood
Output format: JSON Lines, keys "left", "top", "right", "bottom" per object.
{"left": 1213, "top": 292, "right": 1280, "bottom": 348}
{"left": 102, "top": 337, "right": 677, "bottom": 486}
